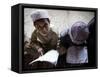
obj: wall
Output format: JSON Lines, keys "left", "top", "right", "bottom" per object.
{"left": 24, "top": 8, "right": 94, "bottom": 41}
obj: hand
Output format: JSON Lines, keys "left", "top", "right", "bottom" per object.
{"left": 37, "top": 48, "right": 44, "bottom": 56}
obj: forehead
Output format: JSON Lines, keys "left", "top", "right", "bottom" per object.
{"left": 35, "top": 19, "right": 49, "bottom": 24}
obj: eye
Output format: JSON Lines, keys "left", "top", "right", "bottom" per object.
{"left": 43, "top": 23, "right": 48, "bottom": 28}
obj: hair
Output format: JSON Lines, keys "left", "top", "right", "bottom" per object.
{"left": 34, "top": 18, "right": 50, "bottom": 26}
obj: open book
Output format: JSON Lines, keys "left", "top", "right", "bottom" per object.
{"left": 29, "top": 50, "right": 59, "bottom": 66}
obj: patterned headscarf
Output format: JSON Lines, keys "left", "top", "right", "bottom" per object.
{"left": 69, "top": 21, "right": 89, "bottom": 44}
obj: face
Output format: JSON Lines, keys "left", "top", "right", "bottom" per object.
{"left": 34, "top": 19, "right": 50, "bottom": 36}
{"left": 73, "top": 27, "right": 89, "bottom": 43}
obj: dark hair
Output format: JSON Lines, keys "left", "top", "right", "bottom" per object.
{"left": 34, "top": 18, "right": 50, "bottom": 26}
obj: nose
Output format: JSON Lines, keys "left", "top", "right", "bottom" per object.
{"left": 42, "top": 27, "right": 48, "bottom": 33}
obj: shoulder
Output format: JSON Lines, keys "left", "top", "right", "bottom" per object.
{"left": 30, "top": 30, "right": 38, "bottom": 41}
{"left": 50, "top": 29, "right": 58, "bottom": 37}
{"left": 31, "top": 30, "right": 37, "bottom": 37}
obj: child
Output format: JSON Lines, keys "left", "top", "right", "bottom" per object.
{"left": 30, "top": 10, "right": 58, "bottom": 55}
{"left": 24, "top": 10, "right": 58, "bottom": 69}
{"left": 57, "top": 21, "right": 89, "bottom": 67}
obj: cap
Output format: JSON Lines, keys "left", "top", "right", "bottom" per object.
{"left": 31, "top": 10, "right": 49, "bottom": 23}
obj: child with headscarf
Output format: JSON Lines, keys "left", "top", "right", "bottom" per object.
{"left": 57, "top": 21, "right": 89, "bottom": 67}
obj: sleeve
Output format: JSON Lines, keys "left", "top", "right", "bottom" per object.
{"left": 30, "top": 30, "right": 37, "bottom": 45}
{"left": 30, "top": 30, "right": 43, "bottom": 49}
